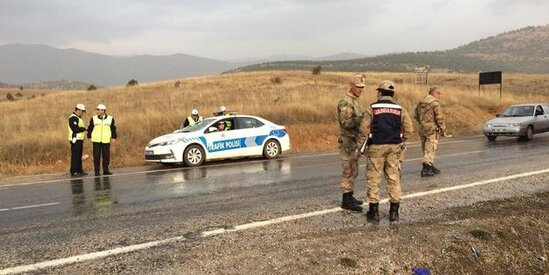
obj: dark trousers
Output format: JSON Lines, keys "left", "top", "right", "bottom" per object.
{"left": 93, "top": 142, "right": 111, "bottom": 173}
{"left": 70, "top": 140, "right": 84, "bottom": 174}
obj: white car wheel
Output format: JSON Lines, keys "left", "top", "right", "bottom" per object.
{"left": 263, "top": 140, "right": 280, "bottom": 159}
{"left": 184, "top": 145, "right": 205, "bottom": 167}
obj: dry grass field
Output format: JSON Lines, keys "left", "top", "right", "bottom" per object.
{"left": 1, "top": 71, "right": 549, "bottom": 176}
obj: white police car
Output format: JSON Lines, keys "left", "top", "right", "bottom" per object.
{"left": 144, "top": 115, "right": 290, "bottom": 166}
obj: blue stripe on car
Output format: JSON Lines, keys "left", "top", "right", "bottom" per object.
{"left": 195, "top": 129, "right": 286, "bottom": 153}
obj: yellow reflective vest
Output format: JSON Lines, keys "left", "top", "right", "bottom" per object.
{"left": 67, "top": 114, "right": 85, "bottom": 141}
{"left": 91, "top": 115, "right": 113, "bottom": 143}
{"left": 187, "top": 115, "right": 203, "bottom": 126}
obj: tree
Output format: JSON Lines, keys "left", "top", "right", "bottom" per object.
{"left": 312, "top": 65, "right": 322, "bottom": 75}
{"left": 19, "top": 86, "right": 23, "bottom": 90}
{"left": 6, "top": 92, "right": 14, "bottom": 101}
{"left": 87, "top": 84, "right": 97, "bottom": 91}
{"left": 127, "top": 79, "right": 139, "bottom": 87}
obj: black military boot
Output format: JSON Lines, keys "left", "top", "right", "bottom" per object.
{"left": 349, "top": 191, "right": 363, "bottom": 205}
{"left": 431, "top": 165, "right": 440, "bottom": 174}
{"left": 389, "top": 202, "right": 400, "bottom": 222}
{"left": 341, "top": 192, "right": 363, "bottom": 212}
{"left": 365, "top": 203, "right": 380, "bottom": 222}
{"left": 421, "top": 163, "right": 435, "bottom": 177}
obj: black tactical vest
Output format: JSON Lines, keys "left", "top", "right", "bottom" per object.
{"left": 370, "top": 100, "right": 402, "bottom": 144}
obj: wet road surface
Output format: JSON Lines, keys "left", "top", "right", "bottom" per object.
{"left": 1, "top": 134, "right": 549, "bottom": 273}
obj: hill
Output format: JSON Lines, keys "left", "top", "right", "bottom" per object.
{"left": 229, "top": 25, "right": 549, "bottom": 74}
{"left": 1, "top": 71, "right": 549, "bottom": 176}
{"left": 0, "top": 44, "right": 238, "bottom": 86}
{"left": 22, "top": 80, "right": 93, "bottom": 90}
{"left": 0, "top": 81, "right": 18, "bottom": 88}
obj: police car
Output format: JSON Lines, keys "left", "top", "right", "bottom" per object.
{"left": 144, "top": 115, "right": 290, "bottom": 166}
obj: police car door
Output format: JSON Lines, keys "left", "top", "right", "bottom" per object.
{"left": 203, "top": 118, "right": 241, "bottom": 160}
{"left": 235, "top": 117, "right": 267, "bottom": 156}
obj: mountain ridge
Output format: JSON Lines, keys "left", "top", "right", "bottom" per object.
{"left": 1, "top": 24, "right": 547, "bottom": 88}
{"left": 0, "top": 44, "right": 238, "bottom": 87}
{"left": 230, "top": 25, "right": 549, "bottom": 74}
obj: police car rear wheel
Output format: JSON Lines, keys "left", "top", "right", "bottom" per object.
{"left": 184, "top": 145, "right": 205, "bottom": 167}
{"left": 263, "top": 140, "right": 280, "bottom": 159}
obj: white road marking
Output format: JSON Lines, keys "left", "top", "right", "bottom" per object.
{"left": 0, "top": 202, "right": 60, "bottom": 212}
{"left": 0, "top": 236, "right": 185, "bottom": 275}
{"left": 2, "top": 167, "right": 548, "bottom": 274}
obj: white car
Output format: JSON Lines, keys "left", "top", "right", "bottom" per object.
{"left": 483, "top": 103, "right": 549, "bottom": 141}
{"left": 144, "top": 115, "right": 291, "bottom": 166}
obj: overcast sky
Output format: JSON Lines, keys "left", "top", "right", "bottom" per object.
{"left": 0, "top": 0, "right": 547, "bottom": 61}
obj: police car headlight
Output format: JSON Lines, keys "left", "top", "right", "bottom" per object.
{"left": 508, "top": 123, "right": 519, "bottom": 127}
{"left": 161, "top": 139, "right": 182, "bottom": 146}
{"left": 485, "top": 124, "right": 492, "bottom": 128}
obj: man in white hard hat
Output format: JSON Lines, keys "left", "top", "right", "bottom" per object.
{"left": 68, "top": 103, "right": 88, "bottom": 177}
{"left": 87, "top": 104, "right": 117, "bottom": 176}
{"left": 213, "top": 106, "right": 233, "bottom": 129}
{"left": 181, "top": 108, "right": 203, "bottom": 129}
{"left": 213, "top": 106, "right": 227, "bottom": 116}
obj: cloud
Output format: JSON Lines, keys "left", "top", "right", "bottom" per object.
{"left": 0, "top": 0, "right": 547, "bottom": 60}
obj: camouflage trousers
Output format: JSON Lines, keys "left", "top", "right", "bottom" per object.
{"left": 366, "top": 144, "right": 402, "bottom": 203}
{"left": 338, "top": 136, "right": 358, "bottom": 193}
{"left": 420, "top": 134, "right": 438, "bottom": 165}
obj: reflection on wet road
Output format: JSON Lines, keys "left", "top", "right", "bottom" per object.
{"left": 2, "top": 134, "right": 549, "bottom": 223}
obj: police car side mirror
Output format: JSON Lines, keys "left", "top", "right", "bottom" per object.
{"left": 495, "top": 114, "right": 501, "bottom": 117}
{"left": 208, "top": 127, "right": 218, "bottom": 133}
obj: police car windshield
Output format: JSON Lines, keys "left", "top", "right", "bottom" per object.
{"left": 176, "top": 118, "right": 217, "bottom": 133}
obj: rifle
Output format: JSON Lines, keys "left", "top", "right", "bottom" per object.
{"left": 436, "top": 128, "right": 453, "bottom": 139}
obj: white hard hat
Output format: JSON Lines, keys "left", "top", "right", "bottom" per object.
{"left": 219, "top": 106, "right": 227, "bottom": 112}
{"left": 75, "top": 103, "right": 86, "bottom": 111}
{"left": 191, "top": 109, "right": 199, "bottom": 115}
{"left": 95, "top": 104, "right": 107, "bottom": 110}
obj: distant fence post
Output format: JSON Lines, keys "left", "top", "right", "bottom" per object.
{"left": 414, "top": 66, "right": 430, "bottom": 85}
{"left": 479, "top": 71, "right": 502, "bottom": 98}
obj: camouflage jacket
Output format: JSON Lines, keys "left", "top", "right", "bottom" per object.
{"left": 337, "top": 92, "right": 365, "bottom": 137}
{"left": 414, "top": 94, "right": 446, "bottom": 136}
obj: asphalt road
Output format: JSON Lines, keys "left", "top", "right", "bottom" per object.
{"left": 1, "top": 134, "right": 549, "bottom": 274}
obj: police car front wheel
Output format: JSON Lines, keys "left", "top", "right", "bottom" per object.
{"left": 184, "top": 145, "right": 205, "bottom": 167}
{"left": 263, "top": 139, "right": 281, "bottom": 159}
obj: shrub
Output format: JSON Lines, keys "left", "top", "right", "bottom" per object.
{"left": 6, "top": 92, "right": 14, "bottom": 101}
{"left": 127, "top": 79, "right": 139, "bottom": 87}
{"left": 312, "top": 65, "right": 322, "bottom": 75}
{"left": 87, "top": 84, "right": 97, "bottom": 91}
{"left": 271, "top": 76, "right": 283, "bottom": 84}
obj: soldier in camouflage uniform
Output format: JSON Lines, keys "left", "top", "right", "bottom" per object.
{"left": 357, "top": 80, "right": 414, "bottom": 222}
{"left": 336, "top": 73, "right": 368, "bottom": 212}
{"left": 414, "top": 86, "right": 446, "bottom": 177}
